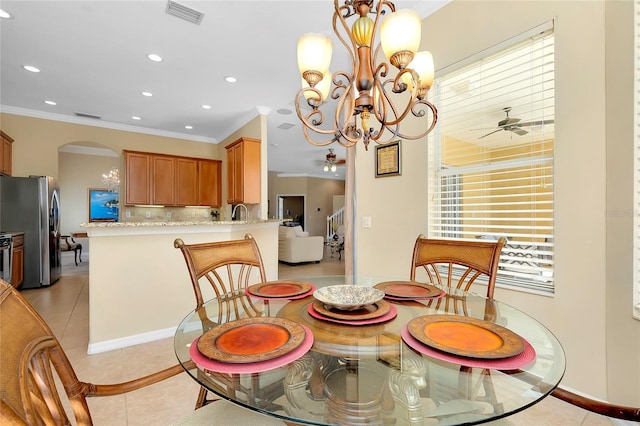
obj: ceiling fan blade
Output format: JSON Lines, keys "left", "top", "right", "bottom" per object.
{"left": 517, "top": 119, "right": 555, "bottom": 127}
{"left": 511, "top": 127, "right": 529, "bottom": 136}
{"left": 479, "top": 129, "right": 503, "bottom": 139}
{"left": 336, "top": 159, "right": 346, "bottom": 165}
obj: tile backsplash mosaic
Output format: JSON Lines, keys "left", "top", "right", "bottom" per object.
{"left": 121, "top": 206, "right": 218, "bottom": 222}
{"left": 119, "top": 204, "right": 260, "bottom": 223}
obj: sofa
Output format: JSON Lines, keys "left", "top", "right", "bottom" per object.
{"left": 278, "top": 226, "right": 324, "bottom": 264}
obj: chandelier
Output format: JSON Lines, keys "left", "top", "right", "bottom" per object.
{"left": 324, "top": 149, "right": 338, "bottom": 172}
{"left": 295, "top": 0, "right": 438, "bottom": 151}
{"left": 102, "top": 167, "right": 120, "bottom": 192}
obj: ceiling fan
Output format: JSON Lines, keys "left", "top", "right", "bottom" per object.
{"left": 316, "top": 149, "right": 346, "bottom": 172}
{"left": 478, "top": 107, "right": 554, "bottom": 139}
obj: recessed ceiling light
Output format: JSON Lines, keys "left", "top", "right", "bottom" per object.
{"left": 44, "top": 100, "right": 57, "bottom": 106}
{"left": 132, "top": 116, "right": 141, "bottom": 120}
{"left": 22, "top": 65, "right": 40, "bottom": 73}
{"left": 185, "top": 125, "right": 193, "bottom": 130}
{"left": 224, "top": 76, "right": 237, "bottom": 83}
{"left": 0, "top": 9, "right": 11, "bottom": 19}
{"left": 141, "top": 91, "right": 153, "bottom": 97}
{"left": 201, "top": 104, "right": 211, "bottom": 110}
{"left": 147, "top": 53, "right": 163, "bottom": 62}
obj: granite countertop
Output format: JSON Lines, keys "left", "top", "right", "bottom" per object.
{"left": 81, "top": 219, "right": 284, "bottom": 228}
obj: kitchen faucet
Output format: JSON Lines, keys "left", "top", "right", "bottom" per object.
{"left": 231, "top": 204, "right": 249, "bottom": 221}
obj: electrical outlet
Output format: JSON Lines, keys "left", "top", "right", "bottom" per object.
{"left": 125, "top": 210, "right": 131, "bottom": 218}
{"left": 145, "top": 211, "right": 151, "bottom": 218}
{"left": 166, "top": 211, "right": 172, "bottom": 219}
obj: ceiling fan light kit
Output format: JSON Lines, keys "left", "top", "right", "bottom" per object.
{"left": 295, "top": 0, "right": 438, "bottom": 151}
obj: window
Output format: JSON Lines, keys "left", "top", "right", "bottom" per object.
{"left": 428, "top": 24, "right": 555, "bottom": 293}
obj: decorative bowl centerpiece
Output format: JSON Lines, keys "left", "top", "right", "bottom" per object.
{"left": 313, "top": 285, "right": 384, "bottom": 311}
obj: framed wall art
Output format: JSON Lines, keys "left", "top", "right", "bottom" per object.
{"left": 375, "top": 140, "right": 401, "bottom": 178}
{"left": 88, "top": 188, "right": 119, "bottom": 222}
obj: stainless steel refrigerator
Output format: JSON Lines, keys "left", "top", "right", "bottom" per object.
{"left": 0, "top": 176, "right": 61, "bottom": 288}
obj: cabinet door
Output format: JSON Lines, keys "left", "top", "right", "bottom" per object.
{"left": 198, "top": 160, "right": 221, "bottom": 207}
{"left": 241, "top": 139, "right": 261, "bottom": 204}
{"left": 0, "top": 131, "right": 13, "bottom": 176}
{"left": 226, "top": 146, "right": 238, "bottom": 204}
{"left": 125, "top": 152, "right": 151, "bottom": 205}
{"left": 152, "top": 155, "right": 175, "bottom": 205}
{"left": 176, "top": 158, "right": 198, "bottom": 206}
{"left": 11, "top": 245, "right": 23, "bottom": 288}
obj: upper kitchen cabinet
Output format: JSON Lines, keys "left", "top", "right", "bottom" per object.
{"left": 152, "top": 155, "right": 175, "bottom": 205}
{"left": 197, "top": 160, "right": 222, "bottom": 207}
{"left": 124, "top": 150, "right": 221, "bottom": 207}
{"left": 225, "top": 137, "right": 260, "bottom": 205}
{"left": 0, "top": 131, "right": 14, "bottom": 176}
{"left": 124, "top": 151, "right": 151, "bottom": 205}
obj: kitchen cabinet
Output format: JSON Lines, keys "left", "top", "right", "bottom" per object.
{"left": 1, "top": 130, "right": 14, "bottom": 176}
{"left": 124, "top": 151, "right": 151, "bottom": 205}
{"left": 198, "top": 160, "right": 222, "bottom": 207}
{"left": 176, "top": 157, "right": 198, "bottom": 206}
{"left": 152, "top": 155, "right": 175, "bottom": 205}
{"left": 124, "top": 150, "right": 221, "bottom": 207}
{"left": 225, "top": 137, "right": 260, "bottom": 204}
{"left": 11, "top": 233, "right": 24, "bottom": 288}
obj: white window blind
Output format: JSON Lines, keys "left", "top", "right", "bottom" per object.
{"left": 428, "top": 26, "right": 555, "bottom": 293}
{"left": 634, "top": 0, "right": 640, "bottom": 319}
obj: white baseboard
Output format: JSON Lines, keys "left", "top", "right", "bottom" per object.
{"left": 87, "top": 326, "right": 176, "bottom": 354}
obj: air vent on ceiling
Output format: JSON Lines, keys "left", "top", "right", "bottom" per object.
{"left": 74, "top": 112, "right": 101, "bottom": 120}
{"left": 277, "top": 123, "right": 295, "bottom": 130}
{"left": 165, "top": 1, "right": 204, "bottom": 25}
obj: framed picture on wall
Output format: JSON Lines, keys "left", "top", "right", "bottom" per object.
{"left": 375, "top": 140, "right": 401, "bottom": 178}
{"left": 88, "top": 188, "right": 119, "bottom": 222}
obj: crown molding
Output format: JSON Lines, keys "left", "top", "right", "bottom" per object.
{"left": 0, "top": 105, "right": 218, "bottom": 144}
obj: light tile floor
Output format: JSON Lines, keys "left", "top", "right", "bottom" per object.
{"left": 17, "top": 250, "right": 620, "bottom": 425}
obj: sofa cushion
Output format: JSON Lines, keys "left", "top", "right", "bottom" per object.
{"left": 295, "top": 230, "right": 309, "bottom": 237}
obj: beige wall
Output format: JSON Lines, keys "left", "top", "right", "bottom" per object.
{"left": 268, "top": 171, "right": 345, "bottom": 237}
{"left": 355, "top": 0, "right": 638, "bottom": 404}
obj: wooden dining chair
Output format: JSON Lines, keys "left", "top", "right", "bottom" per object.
{"left": 0, "top": 279, "right": 285, "bottom": 426}
{"left": 174, "top": 234, "right": 282, "bottom": 410}
{"left": 409, "top": 235, "right": 507, "bottom": 416}
{"left": 410, "top": 235, "right": 507, "bottom": 299}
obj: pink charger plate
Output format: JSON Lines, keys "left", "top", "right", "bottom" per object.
{"left": 307, "top": 303, "right": 397, "bottom": 325}
{"left": 189, "top": 325, "right": 314, "bottom": 374}
{"left": 244, "top": 284, "right": 316, "bottom": 301}
{"left": 401, "top": 325, "right": 536, "bottom": 370}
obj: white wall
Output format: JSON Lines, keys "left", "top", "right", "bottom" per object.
{"left": 355, "top": 0, "right": 639, "bottom": 404}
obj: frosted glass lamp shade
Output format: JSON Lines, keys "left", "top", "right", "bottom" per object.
{"left": 411, "top": 51, "right": 434, "bottom": 89}
{"left": 297, "top": 33, "right": 333, "bottom": 77}
{"left": 380, "top": 9, "right": 421, "bottom": 69}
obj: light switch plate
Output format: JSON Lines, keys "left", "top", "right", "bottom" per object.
{"left": 362, "top": 216, "right": 372, "bottom": 228}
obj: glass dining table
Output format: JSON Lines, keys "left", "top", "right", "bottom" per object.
{"left": 173, "top": 275, "right": 565, "bottom": 425}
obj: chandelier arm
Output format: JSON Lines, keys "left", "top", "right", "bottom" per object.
{"left": 371, "top": 76, "right": 418, "bottom": 127}
{"left": 302, "top": 125, "right": 342, "bottom": 147}
{"left": 333, "top": 1, "right": 357, "bottom": 66}
{"left": 333, "top": 83, "right": 361, "bottom": 146}
{"left": 380, "top": 99, "right": 439, "bottom": 141}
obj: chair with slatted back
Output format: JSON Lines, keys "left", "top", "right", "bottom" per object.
{"left": 174, "top": 234, "right": 283, "bottom": 411}
{"left": 0, "top": 278, "right": 285, "bottom": 426}
{"left": 409, "top": 235, "right": 507, "bottom": 417}
{"left": 410, "top": 235, "right": 506, "bottom": 299}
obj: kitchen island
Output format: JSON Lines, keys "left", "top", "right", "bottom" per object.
{"left": 81, "top": 219, "right": 281, "bottom": 354}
